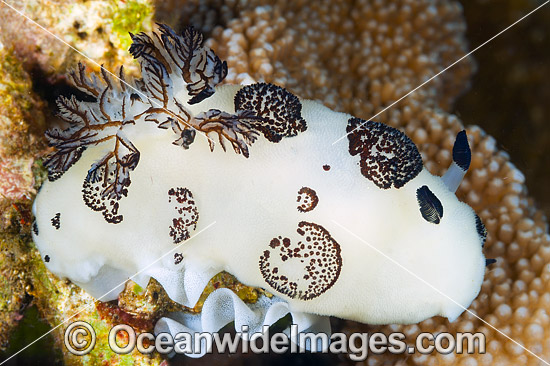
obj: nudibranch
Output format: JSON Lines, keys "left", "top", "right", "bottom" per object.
{"left": 32, "top": 24, "right": 491, "bottom": 344}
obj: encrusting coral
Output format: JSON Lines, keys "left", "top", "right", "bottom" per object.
{"left": 0, "top": 0, "right": 153, "bottom": 77}
{"left": 0, "top": 0, "right": 548, "bottom": 365}
{"left": 0, "top": 41, "right": 45, "bottom": 351}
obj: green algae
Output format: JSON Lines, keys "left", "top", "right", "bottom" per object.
{"left": 109, "top": 0, "right": 154, "bottom": 50}
{"left": 0, "top": 45, "right": 45, "bottom": 160}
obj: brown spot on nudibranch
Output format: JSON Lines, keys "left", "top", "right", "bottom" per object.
{"left": 32, "top": 220, "right": 39, "bottom": 235}
{"left": 44, "top": 255, "right": 50, "bottom": 263}
{"left": 234, "top": 83, "right": 307, "bottom": 142}
{"left": 346, "top": 118, "right": 422, "bottom": 189}
{"left": 297, "top": 187, "right": 319, "bottom": 213}
{"left": 82, "top": 163, "right": 126, "bottom": 224}
{"left": 130, "top": 93, "right": 142, "bottom": 104}
{"left": 475, "top": 214, "right": 488, "bottom": 247}
{"left": 51, "top": 213, "right": 61, "bottom": 230}
{"left": 168, "top": 187, "right": 199, "bottom": 244}
{"left": 174, "top": 253, "right": 184, "bottom": 265}
{"left": 259, "top": 221, "right": 342, "bottom": 301}
{"left": 322, "top": 164, "right": 331, "bottom": 171}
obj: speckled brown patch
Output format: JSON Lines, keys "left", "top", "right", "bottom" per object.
{"left": 82, "top": 163, "right": 126, "bottom": 224}
{"left": 174, "top": 253, "right": 183, "bottom": 265}
{"left": 297, "top": 187, "right": 319, "bottom": 213}
{"left": 234, "top": 83, "right": 307, "bottom": 142}
{"left": 50, "top": 213, "right": 60, "bottom": 230}
{"left": 346, "top": 117, "right": 422, "bottom": 189}
{"left": 168, "top": 187, "right": 199, "bottom": 244}
{"left": 475, "top": 214, "right": 488, "bottom": 247}
{"left": 259, "top": 221, "right": 342, "bottom": 301}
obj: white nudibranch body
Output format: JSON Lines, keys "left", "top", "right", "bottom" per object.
{"left": 32, "top": 25, "right": 490, "bottom": 349}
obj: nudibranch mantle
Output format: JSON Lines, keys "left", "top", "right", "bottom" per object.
{"left": 32, "top": 25, "right": 488, "bottom": 332}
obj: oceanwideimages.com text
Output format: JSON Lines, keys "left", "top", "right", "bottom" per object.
{"left": 65, "top": 321, "right": 486, "bottom": 360}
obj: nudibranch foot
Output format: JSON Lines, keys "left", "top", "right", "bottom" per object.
{"left": 154, "top": 289, "right": 331, "bottom": 357}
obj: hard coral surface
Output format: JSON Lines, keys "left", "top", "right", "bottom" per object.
{"left": 0, "top": 0, "right": 153, "bottom": 76}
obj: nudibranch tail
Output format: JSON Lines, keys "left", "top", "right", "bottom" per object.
{"left": 442, "top": 130, "right": 471, "bottom": 192}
